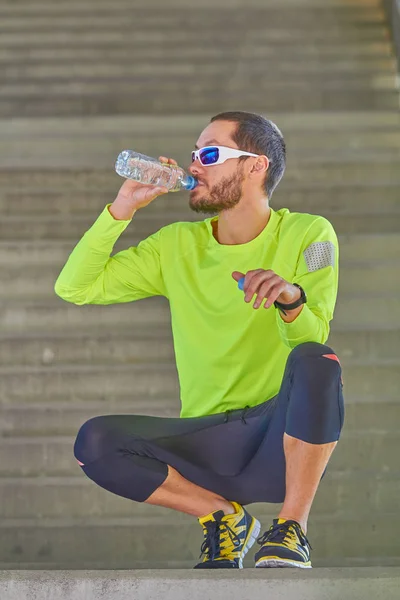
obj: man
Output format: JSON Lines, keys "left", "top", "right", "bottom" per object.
{"left": 55, "top": 111, "right": 344, "bottom": 569}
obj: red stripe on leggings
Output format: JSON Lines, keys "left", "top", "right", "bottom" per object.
{"left": 322, "top": 353, "right": 340, "bottom": 365}
{"left": 322, "top": 354, "right": 343, "bottom": 385}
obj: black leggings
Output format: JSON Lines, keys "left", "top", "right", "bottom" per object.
{"left": 74, "top": 342, "right": 345, "bottom": 506}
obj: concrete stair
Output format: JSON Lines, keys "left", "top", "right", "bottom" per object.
{"left": 0, "top": 0, "right": 399, "bottom": 572}
{"left": 0, "top": 514, "right": 399, "bottom": 569}
{"left": 1, "top": 569, "right": 399, "bottom": 600}
{"left": 0, "top": 1, "right": 399, "bottom": 115}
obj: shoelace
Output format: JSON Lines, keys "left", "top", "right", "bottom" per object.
{"left": 257, "top": 520, "right": 313, "bottom": 551}
{"left": 224, "top": 405, "right": 251, "bottom": 425}
{"left": 199, "top": 519, "right": 242, "bottom": 560}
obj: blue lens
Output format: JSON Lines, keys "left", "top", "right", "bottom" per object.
{"left": 200, "top": 147, "right": 219, "bottom": 165}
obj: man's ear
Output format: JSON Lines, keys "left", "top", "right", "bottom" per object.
{"left": 251, "top": 156, "right": 269, "bottom": 174}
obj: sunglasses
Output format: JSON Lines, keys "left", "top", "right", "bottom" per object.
{"left": 191, "top": 145, "right": 263, "bottom": 167}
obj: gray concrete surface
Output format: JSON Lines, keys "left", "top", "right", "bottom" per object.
{"left": 0, "top": 568, "right": 400, "bottom": 600}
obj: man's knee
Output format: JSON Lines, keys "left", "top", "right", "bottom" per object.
{"left": 74, "top": 416, "right": 114, "bottom": 466}
{"left": 288, "top": 341, "right": 336, "bottom": 362}
{"left": 288, "top": 342, "right": 342, "bottom": 384}
{"left": 285, "top": 342, "right": 344, "bottom": 442}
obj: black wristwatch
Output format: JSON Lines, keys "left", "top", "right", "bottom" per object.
{"left": 274, "top": 284, "right": 307, "bottom": 316}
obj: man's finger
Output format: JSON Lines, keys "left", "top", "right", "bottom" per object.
{"left": 244, "top": 271, "right": 274, "bottom": 302}
{"left": 232, "top": 271, "right": 245, "bottom": 283}
{"left": 242, "top": 269, "right": 264, "bottom": 295}
{"left": 262, "top": 282, "right": 287, "bottom": 309}
{"left": 253, "top": 281, "right": 274, "bottom": 309}
{"left": 159, "top": 156, "right": 178, "bottom": 166}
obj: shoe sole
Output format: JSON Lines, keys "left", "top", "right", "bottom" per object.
{"left": 237, "top": 518, "right": 261, "bottom": 569}
{"left": 255, "top": 558, "right": 312, "bottom": 569}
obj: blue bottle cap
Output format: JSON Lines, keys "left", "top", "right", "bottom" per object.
{"left": 238, "top": 277, "right": 245, "bottom": 291}
{"left": 185, "top": 176, "right": 198, "bottom": 190}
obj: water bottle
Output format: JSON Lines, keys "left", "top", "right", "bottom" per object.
{"left": 115, "top": 150, "right": 198, "bottom": 192}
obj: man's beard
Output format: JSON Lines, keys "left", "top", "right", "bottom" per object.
{"left": 188, "top": 167, "right": 244, "bottom": 215}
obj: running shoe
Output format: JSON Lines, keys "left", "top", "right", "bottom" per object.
{"left": 254, "top": 518, "right": 312, "bottom": 568}
{"left": 194, "top": 501, "right": 261, "bottom": 569}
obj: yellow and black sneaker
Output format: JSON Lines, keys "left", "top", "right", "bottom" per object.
{"left": 194, "top": 501, "right": 261, "bottom": 569}
{"left": 254, "top": 518, "right": 313, "bottom": 568}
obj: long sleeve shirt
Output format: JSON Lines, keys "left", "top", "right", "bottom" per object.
{"left": 55, "top": 204, "right": 339, "bottom": 418}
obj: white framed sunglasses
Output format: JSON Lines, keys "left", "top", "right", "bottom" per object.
{"left": 191, "top": 145, "right": 264, "bottom": 167}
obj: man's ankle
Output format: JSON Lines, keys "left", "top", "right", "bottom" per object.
{"left": 200, "top": 501, "right": 236, "bottom": 519}
{"left": 222, "top": 501, "right": 236, "bottom": 515}
{"left": 278, "top": 514, "right": 307, "bottom": 534}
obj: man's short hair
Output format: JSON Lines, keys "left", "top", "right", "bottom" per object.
{"left": 210, "top": 111, "right": 286, "bottom": 199}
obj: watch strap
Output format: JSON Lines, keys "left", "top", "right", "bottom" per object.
{"left": 274, "top": 284, "right": 307, "bottom": 316}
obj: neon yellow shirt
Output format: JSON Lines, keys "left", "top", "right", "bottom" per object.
{"left": 55, "top": 204, "right": 339, "bottom": 418}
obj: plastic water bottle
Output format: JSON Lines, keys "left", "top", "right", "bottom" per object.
{"left": 115, "top": 150, "right": 198, "bottom": 192}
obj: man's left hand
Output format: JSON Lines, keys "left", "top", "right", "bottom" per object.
{"left": 232, "top": 269, "right": 301, "bottom": 310}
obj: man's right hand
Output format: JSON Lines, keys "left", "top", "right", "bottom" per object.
{"left": 109, "top": 155, "right": 178, "bottom": 220}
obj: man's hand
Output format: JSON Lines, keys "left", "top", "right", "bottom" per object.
{"left": 232, "top": 269, "right": 301, "bottom": 310}
{"left": 109, "top": 155, "right": 176, "bottom": 220}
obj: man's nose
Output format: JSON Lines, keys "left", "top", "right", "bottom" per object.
{"left": 188, "top": 161, "right": 202, "bottom": 176}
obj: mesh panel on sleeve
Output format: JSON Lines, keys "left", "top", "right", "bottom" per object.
{"left": 303, "top": 241, "right": 335, "bottom": 272}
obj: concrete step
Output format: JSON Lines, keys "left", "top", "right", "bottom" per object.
{"left": 0, "top": 363, "right": 180, "bottom": 402}
{"left": 3, "top": 113, "right": 400, "bottom": 143}
{"left": 3, "top": 133, "right": 400, "bottom": 169}
{"left": 0, "top": 360, "right": 398, "bottom": 403}
{"left": 0, "top": 328, "right": 397, "bottom": 368}
{"left": 0, "top": 470, "right": 397, "bottom": 518}
{"left": 3, "top": 59, "right": 397, "bottom": 80}
{"left": 0, "top": 7, "right": 386, "bottom": 31}
{"left": 0, "top": 514, "right": 398, "bottom": 568}
{"left": 281, "top": 160, "right": 400, "bottom": 184}
{"left": 0, "top": 297, "right": 171, "bottom": 333}
{"left": 2, "top": 186, "right": 400, "bottom": 219}
{"left": 1, "top": 44, "right": 396, "bottom": 64}
{"left": 0, "top": 1, "right": 384, "bottom": 15}
{"left": 0, "top": 399, "right": 180, "bottom": 436}
{"left": 0, "top": 7, "right": 387, "bottom": 31}
{"left": 0, "top": 0, "right": 387, "bottom": 10}
{"left": 1, "top": 78, "right": 396, "bottom": 100}
{"left": 0, "top": 25, "right": 390, "bottom": 48}
{"left": 1, "top": 211, "right": 400, "bottom": 241}
{"left": 2, "top": 142, "right": 400, "bottom": 169}
{"left": 3, "top": 113, "right": 399, "bottom": 138}
{"left": 0, "top": 2, "right": 386, "bottom": 21}
{"left": 1, "top": 89, "right": 397, "bottom": 118}
{"left": 0, "top": 295, "right": 398, "bottom": 333}
{"left": 1, "top": 232, "right": 398, "bottom": 263}
{"left": 0, "top": 260, "right": 397, "bottom": 300}
{"left": 1, "top": 396, "right": 398, "bottom": 437}
{"left": 3, "top": 75, "right": 397, "bottom": 111}
{"left": 0, "top": 327, "right": 174, "bottom": 366}
{"left": 1, "top": 568, "right": 400, "bottom": 600}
